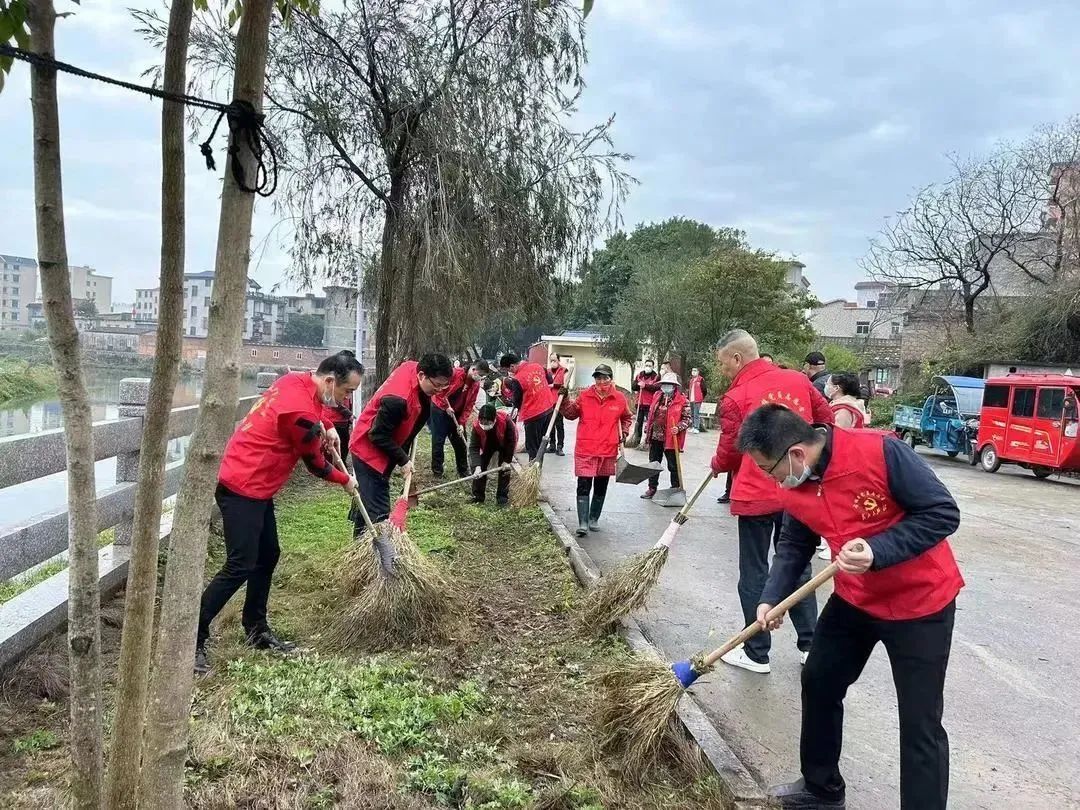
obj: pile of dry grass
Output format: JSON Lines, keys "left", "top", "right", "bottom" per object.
{"left": 508, "top": 463, "right": 541, "bottom": 508}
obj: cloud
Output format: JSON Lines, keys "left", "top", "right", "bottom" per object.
{"left": 64, "top": 198, "right": 158, "bottom": 224}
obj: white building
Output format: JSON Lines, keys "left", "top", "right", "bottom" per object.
{"left": 322, "top": 284, "right": 376, "bottom": 368}
{"left": 166, "top": 272, "right": 286, "bottom": 341}
{"left": 69, "top": 265, "right": 113, "bottom": 314}
{"left": 0, "top": 254, "right": 38, "bottom": 328}
{"left": 135, "top": 287, "right": 160, "bottom": 321}
{"left": 810, "top": 280, "right": 904, "bottom": 341}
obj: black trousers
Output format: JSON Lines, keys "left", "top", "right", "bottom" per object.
{"left": 429, "top": 408, "right": 468, "bottom": 477}
{"left": 802, "top": 596, "right": 955, "bottom": 809}
{"left": 524, "top": 409, "right": 553, "bottom": 461}
{"left": 351, "top": 457, "right": 390, "bottom": 529}
{"left": 633, "top": 405, "right": 649, "bottom": 437}
{"left": 198, "top": 485, "right": 279, "bottom": 646}
{"left": 724, "top": 472, "right": 733, "bottom": 498}
{"left": 576, "top": 475, "right": 611, "bottom": 498}
{"left": 738, "top": 513, "right": 816, "bottom": 663}
{"left": 333, "top": 420, "right": 352, "bottom": 466}
{"left": 548, "top": 412, "right": 565, "bottom": 450}
{"left": 647, "top": 439, "right": 679, "bottom": 489}
{"left": 472, "top": 447, "right": 512, "bottom": 504}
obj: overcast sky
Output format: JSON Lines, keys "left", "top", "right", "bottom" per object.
{"left": 3, "top": 0, "right": 1080, "bottom": 306}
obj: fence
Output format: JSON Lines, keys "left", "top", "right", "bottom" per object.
{"left": 0, "top": 373, "right": 278, "bottom": 671}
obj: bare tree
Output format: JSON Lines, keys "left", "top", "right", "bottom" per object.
{"left": 865, "top": 151, "right": 1045, "bottom": 333}
{"left": 27, "top": 0, "right": 102, "bottom": 804}
{"left": 139, "top": 0, "right": 275, "bottom": 804}
{"left": 104, "top": 0, "right": 194, "bottom": 803}
{"left": 173, "top": 0, "right": 630, "bottom": 381}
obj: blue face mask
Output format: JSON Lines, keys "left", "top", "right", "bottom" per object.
{"left": 779, "top": 451, "right": 812, "bottom": 489}
{"left": 661, "top": 384, "right": 676, "bottom": 397}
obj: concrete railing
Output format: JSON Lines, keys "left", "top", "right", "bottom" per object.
{"left": 0, "top": 374, "right": 278, "bottom": 670}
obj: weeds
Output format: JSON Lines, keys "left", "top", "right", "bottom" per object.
{"left": 11, "top": 730, "right": 59, "bottom": 756}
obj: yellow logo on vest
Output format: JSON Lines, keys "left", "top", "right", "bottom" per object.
{"left": 854, "top": 490, "right": 888, "bottom": 520}
{"left": 760, "top": 390, "right": 808, "bottom": 416}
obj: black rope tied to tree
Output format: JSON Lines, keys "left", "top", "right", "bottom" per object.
{"left": 0, "top": 43, "right": 278, "bottom": 197}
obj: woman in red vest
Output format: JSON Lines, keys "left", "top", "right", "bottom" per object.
{"left": 641, "top": 372, "right": 691, "bottom": 499}
{"left": 630, "top": 359, "right": 660, "bottom": 442}
{"left": 547, "top": 354, "right": 568, "bottom": 456}
{"left": 825, "top": 371, "right": 870, "bottom": 429}
{"left": 467, "top": 403, "right": 517, "bottom": 506}
{"left": 738, "top": 403, "right": 963, "bottom": 810}
{"left": 349, "top": 353, "right": 453, "bottom": 525}
{"left": 688, "top": 366, "right": 708, "bottom": 432}
{"left": 558, "top": 364, "right": 633, "bottom": 535}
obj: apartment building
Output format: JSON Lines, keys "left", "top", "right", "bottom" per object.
{"left": 0, "top": 254, "right": 38, "bottom": 327}
{"left": 135, "top": 287, "right": 160, "bottom": 321}
{"left": 69, "top": 265, "right": 113, "bottom": 313}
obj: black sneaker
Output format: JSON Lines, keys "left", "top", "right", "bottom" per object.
{"left": 245, "top": 628, "right": 297, "bottom": 653}
{"left": 194, "top": 645, "right": 211, "bottom": 675}
{"left": 555, "top": 447, "right": 565, "bottom": 456}
{"left": 717, "top": 494, "right": 730, "bottom": 504}
{"left": 768, "top": 779, "right": 845, "bottom": 809}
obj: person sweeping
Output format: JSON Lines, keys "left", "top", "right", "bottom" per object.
{"left": 468, "top": 403, "right": 518, "bottom": 506}
{"left": 429, "top": 358, "right": 489, "bottom": 479}
{"left": 195, "top": 352, "right": 363, "bottom": 674}
{"left": 557, "top": 364, "right": 632, "bottom": 537}
{"left": 499, "top": 352, "right": 557, "bottom": 461}
{"left": 640, "top": 371, "right": 690, "bottom": 500}
{"left": 628, "top": 359, "right": 660, "bottom": 446}
{"left": 547, "top": 354, "right": 568, "bottom": 456}
{"left": 348, "top": 353, "right": 454, "bottom": 526}
{"left": 736, "top": 403, "right": 963, "bottom": 810}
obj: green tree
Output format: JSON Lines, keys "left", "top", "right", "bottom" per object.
{"left": 281, "top": 313, "right": 324, "bottom": 346}
{"left": 73, "top": 298, "right": 97, "bottom": 317}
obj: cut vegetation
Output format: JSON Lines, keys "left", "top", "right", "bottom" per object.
{"left": 0, "top": 470, "right": 729, "bottom": 808}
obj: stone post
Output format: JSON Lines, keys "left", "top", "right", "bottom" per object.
{"left": 114, "top": 377, "right": 151, "bottom": 546}
{"left": 256, "top": 371, "right": 278, "bottom": 392}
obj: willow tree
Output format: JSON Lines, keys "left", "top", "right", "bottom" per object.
{"left": 182, "top": 0, "right": 630, "bottom": 381}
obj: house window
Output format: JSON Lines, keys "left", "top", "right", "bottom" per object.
{"left": 191, "top": 285, "right": 198, "bottom": 297}
{"left": 876, "top": 368, "right": 889, "bottom": 383}
{"left": 188, "top": 326, "right": 196, "bottom": 336}
{"left": 204, "top": 297, "right": 211, "bottom": 307}
{"left": 272, "top": 350, "right": 280, "bottom": 359}
{"left": 201, "top": 318, "right": 208, "bottom": 330}
{"left": 190, "top": 305, "right": 197, "bottom": 317}
{"left": 866, "top": 300, "right": 876, "bottom": 308}
{"left": 251, "top": 348, "right": 258, "bottom": 357}
{"left": 891, "top": 322, "right": 901, "bottom": 336}
{"left": 296, "top": 352, "right": 303, "bottom": 360}
{"left": 856, "top": 321, "right": 870, "bottom": 335}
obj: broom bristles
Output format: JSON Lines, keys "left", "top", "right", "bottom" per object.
{"left": 578, "top": 546, "right": 669, "bottom": 633}
{"left": 597, "top": 652, "right": 686, "bottom": 778}
{"left": 333, "top": 524, "right": 455, "bottom": 650}
{"left": 509, "top": 462, "right": 541, "bottom": 508}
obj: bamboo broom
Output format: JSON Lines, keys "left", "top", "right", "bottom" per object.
{"left": 578, "top": 473, "right": 714, "bottom": 633}
{"left": 509, "top": 394, "right": 565, "bottom": 508}
{"left": 598, "top": 551, "right": 855, "bottom": 776}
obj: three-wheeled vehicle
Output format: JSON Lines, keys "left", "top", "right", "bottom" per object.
{"left": 974, "top": 373, "right": 1080, "bottom": 478}
{"left": 893, "top": 376, "right": 984, "bottom": 459}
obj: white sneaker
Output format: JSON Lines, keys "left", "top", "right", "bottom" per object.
{"left": 816, "top": 539, "right": 827, "bottom": 551}
{"left": 691, "top": 427, "right": 700, "bottom": 434}
{"left": 817, "top": 546, "right": 832, "bottom": 561}
{"left": 720, "top": 646, "right": 770, "bottom": 674}
{"left": 800, "top": 650, "right": 810, "bottom": 665}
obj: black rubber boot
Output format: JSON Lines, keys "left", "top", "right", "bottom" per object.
{"left": 575, "top": 496, "right": 590, "bottom": 537}
{"left": 768, "top": 779, "right": 845, "bottom": 809}
{"left": 588, "top": 495, "right": 605, "bottom": 531}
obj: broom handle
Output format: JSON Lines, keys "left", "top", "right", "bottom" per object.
{"left": 542, "top": 394, "right": 566, "bottom": 442}
{"left": 402, "top": 440, "right": 419, "bottom": 500}
{"left": 677, "top": 474, "right": 713, "bottom": 517}
{"left": 698, "top": 545, "right": 861, "bottom": 669}
{"left": 416, "top": 463, "right": 513, "bottom": 495}
{"left": 329, "top": 447, "right": 375, "bottom": 533}
{"left": 673, "top": 440, "right": 685, "bottom": 489}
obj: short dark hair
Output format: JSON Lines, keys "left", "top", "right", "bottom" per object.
{"left": 499, "top": 353, "right": 520, "bottom": 369}
{"left": 737, "top": 404, "right": 820, "bottom": 459}
{"left": 830, "top": 372, "right": 861, "bottom": 398}
{"left": 418, "top": 352, "right": 453, "bottom": 379}
{"left": 316, "top": 352, "right": 364, "bottom": 383}
{"left": 471, "top": 359, "right": 491, "bottom": 374}
{"left": 478, "top": 403, "right": 497, "bottom": 422}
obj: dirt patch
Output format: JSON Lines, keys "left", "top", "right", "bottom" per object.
{"left": 0, "top": 458, "right": 729, "bottom": 808}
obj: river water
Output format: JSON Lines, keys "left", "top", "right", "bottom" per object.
{"left": 0, "top": 370, "right": 258, "bottom": 530}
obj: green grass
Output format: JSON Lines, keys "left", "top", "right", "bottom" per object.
{"left": 0, "top": 527, "right": 120, "bottom": 605}
{"left": 0, "top": 360, "right": 53, "bottom": 406}
{"left": 11, "top": 730, "right": 60, "bottom": 756}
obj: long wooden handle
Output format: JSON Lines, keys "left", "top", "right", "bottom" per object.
{"left": 402, "top": 440, "right": 419, "bottom": 500}
{"left": 673, "top": 441, "right": 685, "bottom": 489}
{"left": 416, "top": 463, "right": 513, "bottom": 495}
{"left": 676, "top": 473, "right": 713, "bottom": 519}
{"left": 699, "top": 548, "right": 858, "bottom": 669}
{"left": 542, "top": 394, "right": 566, "bottom": 442}
{"left": 329, "top": 447, "right": 375, "bottom": 533}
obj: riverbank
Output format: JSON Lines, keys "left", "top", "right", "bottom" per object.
{"left": 0, "top": 468, "right": 728, "bottom": 808}
{"left": 0, "top": 361, "right": 54, "bottom": 407}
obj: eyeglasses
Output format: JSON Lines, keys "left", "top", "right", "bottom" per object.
{"left": 765, "top": 443, "right": 798, "bottom": 474}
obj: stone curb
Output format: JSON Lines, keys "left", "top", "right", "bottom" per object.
{"left": 537, "top": 499, "right": 770, "bottom": 808}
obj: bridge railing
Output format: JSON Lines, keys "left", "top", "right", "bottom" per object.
{"left": 0, "top": 373, "right": 277, "bottom": 670}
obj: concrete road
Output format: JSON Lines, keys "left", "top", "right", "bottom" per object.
{"left": 541, "top": 422, "right": 1080, "bottom": 809}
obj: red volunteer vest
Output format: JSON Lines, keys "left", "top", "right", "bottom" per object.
{"left": 550, "top": 366, "right": 567, "bottom": 388}
{"left": 689, "top": 375, "right": 705, "bottom": 403}
{"left": 572, "top": 386, "right": 630, "bottom": 458}
{"left": 436, "top": 367, "right": 479, "bottom": 425}
{"left": 350, "top": 361, "right": 425, "bottom": 475}
{"left": 515, "top": 361, "right": 557, "bottom": 422}
{"left": 476, "top": 411, "right": 516, "bottom": 456}
{"left": 646, "top": 390, "right": 689, "bottom": 450}
{"left": 726, "top": 360, "right": 829, "bottom": 516}
{"left": 780, "top": 428, "right": 964, "bottom": 620}
{"left": 830, "top": 401, "right": 866, "bottom": 429}
{"left": 635, "top": 372, "right": 659, "bottom": 407}
{"left": 219, "top": 372, "right": 329, "bottom": 499}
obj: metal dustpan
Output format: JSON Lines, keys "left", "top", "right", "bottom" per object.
{"left": 652, "top": 442, "right": 687, "bottom": 507}
{"left": 615, "top": 451, "right": 663, "bottom": 485}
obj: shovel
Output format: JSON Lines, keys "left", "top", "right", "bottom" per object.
{"left": 406, "top": 463, "right": 514, "bottom": 506}
{"left": 652, "top": 441, "right": 687, "bottom": 508}
{"left": 615, "top": 421, "right": 663, "bottom": 485}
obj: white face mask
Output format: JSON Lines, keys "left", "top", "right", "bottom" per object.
{"left": 479, "top": 422, "right": 495, "bottom": 432}
{"left": 661, "top": 384, "right": 676, "bottom": 397}
{"left": 779, "top": 451, "right": 812, "bottom": 489}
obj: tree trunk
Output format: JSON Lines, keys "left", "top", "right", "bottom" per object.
{"left": 104, "top": 0, "right": 194, "bottom": 804}
{"left": 139, "top": 1, "right": 274, "bottom": 805}
{"left": 27, "top": 1, "right": 103, "bottom": 805}
{"left": 963, "top": 297, "right": 976, "bottom": 334}
{"left": 374, "top": 176, "right": 404, "bottom": 383}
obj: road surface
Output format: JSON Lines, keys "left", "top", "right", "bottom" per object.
{"left": 541, "top": 422, "right": 1079, "bottom": 809}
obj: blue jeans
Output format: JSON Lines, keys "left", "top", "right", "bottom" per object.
{"left": 690, "top": 401, "right": 702, "bottom": 430}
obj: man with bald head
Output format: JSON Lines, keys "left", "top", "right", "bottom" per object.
{"left": 710, "top": 329, "right": 834, "bottom": 673}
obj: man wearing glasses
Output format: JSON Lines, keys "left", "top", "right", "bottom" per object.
{"left": 349, "top": 353, "right": 454, "bottom": 526}
{"left": 710, "top": 329, "right": 833, "bottom": 673}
